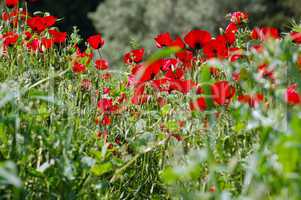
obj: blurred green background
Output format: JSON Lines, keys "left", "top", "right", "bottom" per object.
{"left": 27, "top": 0, "right": 301, "bottom": 65}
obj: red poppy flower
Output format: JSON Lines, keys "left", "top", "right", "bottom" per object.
{"left": 41, "top": 38, "right": 54, "bottom": 49}
{"left": 27, "top": 16, "right": 57, "bottom": 33}
{"left": 131, "top": 59, "right": 162, "bottom": 84}
{"left": 103, "top": 87, "right": 110, "bottom": 94}
{"left": 170, "top": 36, "right": 185, "bottom": 49}
{"left": 161, "top": 58, "right": 178, "bottom": 71}
{"left": 165, "top": 68, "right": 184, "bottom": 80}
{"left": 211, "top": 80, "right": 236, "bottom": 106}
{"left": 229, "top": 12, "right": 248, "bottom": 24}
{"left": 72, "top": 62, "right": 86, "bottom": 73}
{"left": 184, "top": 29, "right": 211, "bottom": 49}
{"left": 3, "top": 32, "right": 18, "bottom": 47}
{"left": 95, "top": 59, "right": 109, "bottom": 70}
{"left": 2, "top": 12, "right": 10, "bottom": 21}
{"left": 251, "top": 27, "right": 279, "bottom": 40}
{"left": 102, "top": 115, "right": 111, "bottom": 126}
{"left": 176, "top": 50, "right": 193, "bottom": 68}
{"left": 155, "top": 33, "right": 185, "bottom": 49}
{"left": 290, "top": 32, "right": 301, "bottom": 44}
{"left": 224, "top": 22, "right": 238, "bottom": 45}
{"left": 284, "top": 84, "right": 301, "bottom": 105}
{"left": 87, "top": 34, "right": 104, "bottom": 49}
{"left": 190, "top": 97, "right": 207, "bottom": 111}
{"left": 5, "top": 0, "right": 18, "bottom": 8}
{"left": 97, "top": 98, "right": 117, "bottom": 113}
{"left": 155, "top": 32, "right": 173, "bottom": 48}
{"left": 152, "top": 78, "right": 196, "bottom": 94}
{"left": 123, "top": 48, "right": 144, "bottom": 64}
{"left": 48, "top": 29, "right": 66, "bottom": 43}
{"left": 26, "top": 38, "right": 40, "bottom": 51}
{"left": 203, "top": 35, "right": 228, "bottom": 59}
{"left": 238, "top": 93, "right": 264, "bottom": 107}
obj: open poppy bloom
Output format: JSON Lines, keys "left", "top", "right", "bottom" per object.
{"left": 184, "top": 29, "right": 211, "bottom": 49}
{"left": 48, "top": 29, "right": 67, "bottom": 43}
{"left": 72, "top": 62, "right": 86, "bottom": 73}
{"left": 5, "top": 0, "right": 18, "bottom": 8}
{"left": 155, "top": 32, "right": 185, "bottom": 49}
{"left": 123, "top": 48, "right": 144, "bottom": 64}
{"left": 203, "top": 35, "right": 228, "bottom": 59}
{"left": 27, "top": 16, "right": 57, "bottom": 33}
{"left": 95, "top": 59, "right": 109, "bottom": 70}
{"left": 211, "top": 80, "right": 235, "bottom": 106}
{"left": 3, "top": 32, "right": 19, "bottom": 47}
{"left": 87, "top": 34, "right": 105, "bottom": 49}
{"left": 136, "top": 60, "right": 162, "bottom": 83}
{"left": 284, "top": 84, "right": 301, "bottom": 105}
{"left": 251, "top": 27, "right": 279, "bottom": 40}
{"left": 290, "top": 32, "right": 301, "bottom": 44}
{"left": 155, "top": 32, "right": 173, "bottom": 48}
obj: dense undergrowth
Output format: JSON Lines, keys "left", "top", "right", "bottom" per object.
{"left": 1, "top": 1, "right": 301, "bottom": 199}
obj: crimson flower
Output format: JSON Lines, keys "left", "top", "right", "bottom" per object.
{"left": 290, "top": 32, "right": 301, "bottom": 44}
{"left": 155, "top": 32, "right": 185, "bottom": 49}
{"left": 251, "top": 27, "right": 279, "bottom": 40}
{"left": 238, "top": 93, "right": 264, "bottom": 107}
{"left": 95, "top": 59, "right": 109, "bottom": 70}
{"left": 211, "top": 80, "right": 236, "bottom": 106}
{"left": 5, "top": 0, "right": 18, "bottom": 8}
{"left": 203, "top": 35, "right": 228, "bottom": 59}
{"left": 26, "top": 38, "right": 39, "bottom": 51}
{"left": 224, "top": 22, "right": 238, "bottom": 45}
{"left": 48, "top": 29, "right": 67, "bottom": 43}
{"left": 123, "top": 48, "right": 144, "bottom": 64}
{"left": 155, "top": 32, "right": 172, "bottom": 48}
{"left": 97, "top": 98, "right": 118, "bottom": 113}
{"left": 184, "top": 29, "right": 211, "bottom": 49}
{"left": 284, "top": 84, "right": 301, "bottom": 105}
{"left": 27, "top": 16, "right": 57, "bottom": 33}
{"left": 102, "top": 115, "right": 111, "bottom": 126}
{"left": 72, "top": 62, "right": 86, "bottom": 73}
{"left": 165, "top": 68, "right": 184, "bottom": 80}
{"left": 133, "top": 59, "right": 162, "bottom": 83}
{"left": 230, "top": 12, "right": 248, "bottom": 24}
{"left": 190, "top": 97, "right": 207, "bottom": 111}
{"left": 161, "top": 58, "right": 178, "bottom": 71}
{"left": 3, "top": 32, "right": 19, "bottom": 47}
{"left": 87, "top": 34, "right": 104, "bottom": 49}
{"left": 41, "top": 38, "right": 54, "bottom": 49}
{"left": 176, "top": 50, "right": 193, "bottom": 68}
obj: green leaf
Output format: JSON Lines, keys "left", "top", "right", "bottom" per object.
{"left": 161, "top": 104, "right": 171, "bottom": 116}
{"left": 91, "top": 162, "right": 113, "bottom": 176}
{"left": 146, "top": 47, "right": 181, "bottom": 64}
